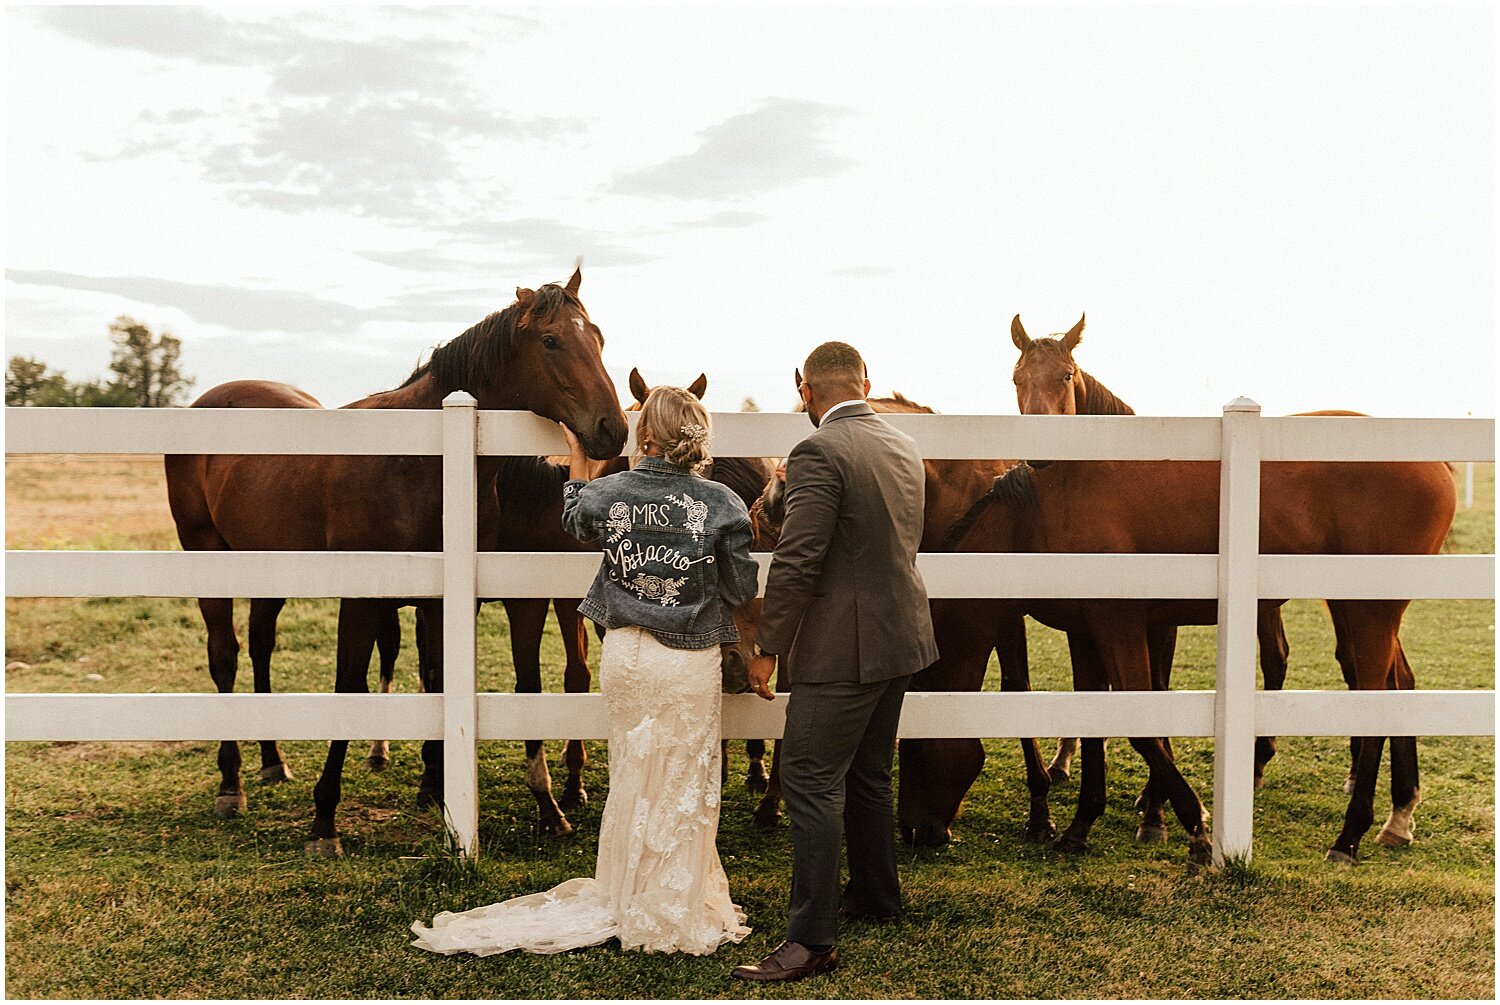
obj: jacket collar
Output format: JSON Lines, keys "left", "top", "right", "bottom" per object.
{"left": 634, "top": 455, "right": 694, "bottom": 476}
{"left": 819, "top": 400, "right": 875, "bottom": 425}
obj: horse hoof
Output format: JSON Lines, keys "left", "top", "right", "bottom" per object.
{"left": 745, "top": 773, "right": 770, "bottom": 795}
{"left": 1023, "top": 819, "right": 1058, "bottom": 843}
{"left": 214, "top": 793, "right": 247, "bottom": 818}
{"left": 259, "top": 764, "right": 293, "bottom": 784}
{"left": 366, "top": 755, "right": 390, "bottom": 773}
{"left": 752, "top": 807, "right": 782, "bottom": 831}
{"left": 1253, "top": 774, "right": 1266, "bottom": 790}
{"left": 1052, "top": 833, "right": 1088, "bottom": 855}
{"left": 1375, "top": 826, "right": 1413, "bottom": 848}
{"left": 559, "top": 787, "right": 588, "bottom": 812}
{"left": 906, "top": 824, "right": 952, "bottom": 848}
{"left": 416, "top": 788, "right": 442, "bottom": 810}
{"left": 1136, "top": 823, "right": 1169, "bottom": 844}
{"left": 1046, "top": 766, "right": 1070, "bottom": 785}
{"left": 538, "top": 816, "right": 574, "bottom": 837}
{"left": 1186, "top": 839, "right": 1213, "bottom": 866}
{"left": 304, "top": 837, "right": 344, "bottom": 859}
{"left": 1324, "top": 848, "right": 1358, "bottom": 866}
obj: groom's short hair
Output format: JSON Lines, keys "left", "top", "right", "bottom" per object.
{"left": 803, "top": 342, "right": 867, "bottom": 395}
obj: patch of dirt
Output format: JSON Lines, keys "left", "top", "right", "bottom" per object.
{"left": 35, "top": 740, "right": 206, "bottom": 763}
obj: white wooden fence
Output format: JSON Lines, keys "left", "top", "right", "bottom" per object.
{"left": 5, "top": 400, "right": 1495, "bottom": 866}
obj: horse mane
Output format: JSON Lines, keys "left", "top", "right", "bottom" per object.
{"left": 1075, "top": 368, "right": 1135, "bottom": 416}
{"left": 871, "top": 391, "right": 937, "bottom": 414}
{"left": 939, "top": 462, "right": 1039, "bottom": 552}
{"left": 494, "top": 454, "right": 569, "bottom": 516}
{"left": 706, "top": 455, "right": 776, "bottom": 509}
{"left": 400, "top": 283, "right": 582, "bottom": 395}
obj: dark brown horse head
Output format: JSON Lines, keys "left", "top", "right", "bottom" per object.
{"left": 627, "top": 367, "right": 708, "bottom": 406}
{"left": 423, "top": 267, "right": 627, "bottom": 458}
{"left": 1010, "top": 313, "right": 1085, "bottom": 415}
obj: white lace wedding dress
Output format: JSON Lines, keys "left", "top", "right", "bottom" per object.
{"left": 410, "top": 626, "right": 750, "bottom": 956}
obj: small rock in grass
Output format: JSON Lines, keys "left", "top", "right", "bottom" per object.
{"left": 6, "top": 661, "right": 32, "bottom": 671}
{"left": 85, "top": 673, "right": 105, "bottom": 682}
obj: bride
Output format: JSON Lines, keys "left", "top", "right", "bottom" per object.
{"left": 411, "top": 385, "right": 763, "bottom": 956}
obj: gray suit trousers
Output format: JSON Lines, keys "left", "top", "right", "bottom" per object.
{"left": 780, "top": 673, "right": 910, "bottom": 947}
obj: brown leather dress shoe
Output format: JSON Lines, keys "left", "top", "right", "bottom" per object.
{"left": 730, "top": 941, "right": 841, "bottom": 983}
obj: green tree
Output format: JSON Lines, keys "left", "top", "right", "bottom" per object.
{"left": 107, "top": 316, "right": 193, "bottom": 407}
{"left": 5, "top": 356, "right": 53, "bottom": 405}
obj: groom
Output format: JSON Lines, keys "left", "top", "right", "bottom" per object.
{"left": 731, "top": 341, "right": 937, "bottom": 983}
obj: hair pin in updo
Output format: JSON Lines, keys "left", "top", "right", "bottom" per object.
{"left": 679, "top": 422, "right": 708, "bottom": 444}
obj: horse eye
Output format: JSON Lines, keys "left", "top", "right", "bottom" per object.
{"left": 542, "top": 335, "right": 560, "bottom": 350}
{"left": 1063, "top": 372, "right": 1074, "bottom": 381}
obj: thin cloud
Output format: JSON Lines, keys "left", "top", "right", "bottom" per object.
{"left": 37, "top": 7, "right": 579, "bottom": 226}
{"left": 8, "top": 269, "right": 369, "bottom": 333}
{"left": 610, "top": 98, "right": 856, "bottom": 200}
{"left": 675, "top": 211, "right": 769, "bottom": 229}
{"left": 450, "top": 219, "right": 657, "bottom": 269}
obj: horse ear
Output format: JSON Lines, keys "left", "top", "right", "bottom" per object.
{"left": 1062, "top": 313, "right": 1085, "bottom": 352}
{"left": 628, "top": 367, "right": 649, "bottom": 404}
{"left": 1010, "top": 315, "right": 1032, "bottom": 352}
{"left": 687, "top": 373, "right": 708, "bottom": 400}
{"left": 793, "top": 367, "right": 803, "bottom": 390}
{"left": 564, "top": 264, "right": 582, "bottom": 296}
{"left": 516, "top": 287, "right": 536, "bottom": 308}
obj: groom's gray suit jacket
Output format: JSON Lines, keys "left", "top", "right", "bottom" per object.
{"left": 755, "top": 401, "right": 938, "bottom": 680}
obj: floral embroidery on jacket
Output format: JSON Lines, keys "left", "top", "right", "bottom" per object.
{"left": 627, "top": 573, "right": 687, "bottom": 606}
{"left": 667, "top": 492, "right": 709, "bottom": 541}
{"left": 605, "top": 501, "right": 632, "bottom": 543}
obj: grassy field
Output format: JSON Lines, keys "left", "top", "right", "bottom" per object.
{"left": 5, "top": 456, "right": 1494, "bottom": 998}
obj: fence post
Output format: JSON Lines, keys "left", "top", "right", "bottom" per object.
{"left": 442, "top": 391, "right": 480, "bottom": 858}
{"left": 1214, "top": 396, "right": 1261, "bottom": 865}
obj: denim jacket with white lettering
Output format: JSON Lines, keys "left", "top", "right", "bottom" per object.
{"left": 561, "top": 455, "right": 761, "bottom": 650}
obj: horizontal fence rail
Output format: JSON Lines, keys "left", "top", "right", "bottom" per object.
{"left": 4, "top": 402, "right": 1494, "bottom": 866}
{"left": 8, "top": 690, "right": 1491, "bottom": 743}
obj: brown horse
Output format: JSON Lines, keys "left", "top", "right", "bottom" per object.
{"left": 942, "top": 429, "right": 1455, "bottom": 864}
{"left": 165, "top": 269, "right": 629, "bottom": 856}
{"left": 1011, "top": 313, "right": 1294, "bottom": 809}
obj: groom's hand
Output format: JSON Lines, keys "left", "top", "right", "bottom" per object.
{"left": 748, "top": 655, "right": 776, "bottom": 701}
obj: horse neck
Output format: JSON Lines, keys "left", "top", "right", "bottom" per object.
{"left": 1076, "top": 370, "right": 1135, "bottom": 415}
{"left": 345, "top": 374, "right": 446, "bottom": 410}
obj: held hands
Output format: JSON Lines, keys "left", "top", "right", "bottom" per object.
{"left": 748, "top": 654, "right": 776, "bottom": 701}
{"left": 559, "top": 423, "right": 593, "bottom": 481}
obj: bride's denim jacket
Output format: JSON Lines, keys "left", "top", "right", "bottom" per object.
{"left": 562, "top": 456, "right": 761, "bottom": 650}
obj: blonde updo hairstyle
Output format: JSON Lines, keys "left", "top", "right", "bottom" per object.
{"left": 634, "top": 385, "right": 712, "bottom": 473}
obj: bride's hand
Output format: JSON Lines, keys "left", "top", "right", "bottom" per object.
{"left": 560, "top": 423, "right": 592, "bottom": 480}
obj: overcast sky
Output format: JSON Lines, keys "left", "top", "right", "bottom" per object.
{"left": 5, "top": 6, "right": 1494, "bottom": 419}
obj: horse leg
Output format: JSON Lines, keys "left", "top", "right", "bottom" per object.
{"left": 306, "top": 599, "right": 378, "bottom": 858}
{"left": 1330, "top": 615, "right": 1361, "bottom": 794}
{"left": 554, "top": 599, "right": 591, "bottom": 810}
{"left": 201, "top": 597, "right": 247, "bottom": 818}
{"left": 1133, "top": 623, "right": 1177, "bottom": 842}
{"left": 1377, "top": 641, "right": 1422, "bottom": 847}
{"left": 751, "top": 659, "right": 789, "bottom": 829}
{"left": 1001, "top": 614, "right": 1055, "bottom": 842}
{"left": 1254, "top": 602, "right": 1290, "bottom": 788}
{"left": 1081, "top": 605, "right": 1210, "bottom": 866}
{"left": 414, "top": 599, "right": 446, "bottom": 811}
{"left": 247, "top": 597, "right": 293, "bottom": 784}
{"left": 1325, "top": 600, "right": 1409, "bottom": 864}
{"left": 1046, "top": 738, "right": 1077, "bottom": 785}
{"left": 502, "top": 598, "right": 571, "bottom": 836}
{"left": 1054, "top": 629, "right": 1109, "bottom": 853}
{"left": 744, "top": 739, "right": 769, "bottom": 793}
{"left": 365, "top": 604, "right": 401, "bottom": 772}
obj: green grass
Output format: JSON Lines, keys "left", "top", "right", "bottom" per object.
{"left": 4, "top": 460, "right": 1494, "bottom": 998}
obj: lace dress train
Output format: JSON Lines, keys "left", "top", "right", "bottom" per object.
{"left": 410, "top": 626, "right": 749, "bottom": 956}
